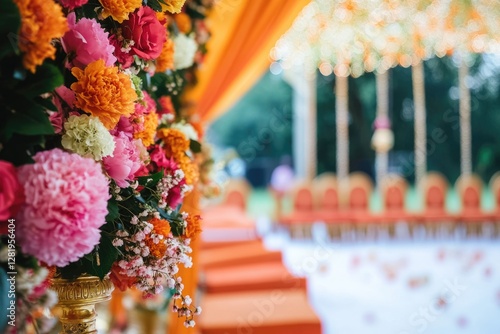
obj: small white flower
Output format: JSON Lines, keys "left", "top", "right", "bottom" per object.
{"left": 112, "top": 238, "right": 124, "bottom": 247}
{"left": 173, "top": 33, "right": 197, "bottom": 70}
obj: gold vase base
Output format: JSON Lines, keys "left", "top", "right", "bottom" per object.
{"left": 51, "top": 275, "right": 114, "bottom": 334}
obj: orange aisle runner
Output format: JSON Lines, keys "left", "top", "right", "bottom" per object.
{"left": 202, "top": 262, "right": 307, "bottom": 294}
{"left": 199, "top": 289, "right": 322, "bottom": 334}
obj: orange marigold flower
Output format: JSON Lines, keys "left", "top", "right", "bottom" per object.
{"left": 145, "top": 217, "right": 171, "bottom": 258}
{"left": 161, "top": 0, "right": 187, "bottom": 14}
{"left": 14, "top": 0, "right": 68, "bottom": 73}
{"left": 157, "top": 128, "right": 190, "bottom": 157}
{"left": 156, "top": 11, "right": 169, "bottom": 26}
{"left": 155, "top": 39, "right": 175, "bottom": 73}
{"left": 178, "top": 154, "right": 199, "bottom": 186}
{"left": 184, "top": 214, "right": 202, "bottom": 240}
{"left": 71, "top": 59, "right": 137, "bottom": 129}
{"left": 134, "top": 112, "right": 158, "bottom": 147}
{"left": 99, "top": 0, "right": 142, "bottom": 23}
{"left": 174, "top": 13, "right": 192, "bottom": 33}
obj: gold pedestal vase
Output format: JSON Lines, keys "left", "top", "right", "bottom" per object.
{"left": 51, "top": 275, "right": 114, "bottom": 334}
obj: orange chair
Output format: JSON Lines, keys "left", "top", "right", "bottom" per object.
{"left": 347, "top": 173, "right": 375, "bottom": 239}
{"left": 417, "top": 172, "right": 455, "bottom": 237}
{"left": 456, "top": 174, "right": 492, "bottom": 237}
{"left": 223, "top": 178, "right": 252, "bottom": 211}
{"left": 279, "top": 181, "right": 316, "bottom": 238}
{"left": 375, "top": 175, "right": 415, "bottom": 238}
{"left": 312, "top": 173, "right": 351, "bottom": 240}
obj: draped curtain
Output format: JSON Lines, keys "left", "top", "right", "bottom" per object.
{"left": 186, "top": 0, "right": 311, "bottom": 122}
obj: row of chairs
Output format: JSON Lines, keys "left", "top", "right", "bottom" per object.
{"left": 275, "top": 172, "right": 500, "bottom": 240}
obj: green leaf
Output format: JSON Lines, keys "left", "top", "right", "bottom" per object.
{"left": 17, "top": 63, "right": 64, "bottom": 98}
{"left": 59, "top": 260, "right": 85, "bottom": 280}
{"left": 106, "top": 198, "right": 120, "bottom": 223}
{"left": 0, "top": 0, "right": 21, "bottom": 60}
{"left": 0, "top": 93, "right": 54, "bottom": 140}
{"left": 85, "top": 234, "right": 118, "bottom": 280}
{"left": 137, "top": 170, "right": 164, "bottom": 187}
{"left": 33, "top": 96, "right": 57, "bottom": 111}
{"left": 190, "top": 139, "right": 202, "bottom": 153}
{"left": 147, "top": 0, "right": 163, "bottom": 12}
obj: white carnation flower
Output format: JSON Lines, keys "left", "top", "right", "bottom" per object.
{"left": 171, "top": 122, "right": 199, "bottom": 141}
{"left": 61, "top": 114, "right": 115, "bottom": 161}
{"left": 173, "top": 33, "right": 197, "bottom": 70}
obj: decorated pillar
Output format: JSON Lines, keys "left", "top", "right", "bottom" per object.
{"left": 412, "top": 61, "right": 427, "bottom": 186}
{"left": 458, "top": 55, "right": 472, "bottom": 176}
{"left": 372, "top": 70, "right": 393, "bottom": 187}
{"left": 287, "top": 67, "right": 317, "bottom": 180}
{"left": 335, "top": 74, "right": 349, "bottom": 188}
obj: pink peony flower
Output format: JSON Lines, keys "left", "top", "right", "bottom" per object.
{"left": 0, "top": 161, "right": 24, "bottom": 234}
{"left": 61, "top": 12, "right": 117, "bottom": 69}
{"left": 109, "top": 34, "right": 134, "bottom": 69}
{"left": 59, "top": 0, "right": 88, "bottom": 10}
{"left": 103, "top": 132, "right": 143, "bottom": 187}
{"left": 110, "top": 116, "right": 135, "bottom": 138}
{"left": 16, "top": 149, "right": 109, "bottom": 267}
{"left": 122, "top": 6, "right": 166, "bottom": 60}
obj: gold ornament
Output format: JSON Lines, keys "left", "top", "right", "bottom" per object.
{"left": 51, "top": 275, "right": 114, "bottom": 334}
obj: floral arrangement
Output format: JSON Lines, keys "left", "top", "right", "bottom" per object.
{"left": 0, "top": 0, "right": 214, "bottom": 332}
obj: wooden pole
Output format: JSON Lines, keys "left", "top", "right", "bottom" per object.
{"left": 459, "top": 55, "right": 472, "bottom": 176}
{"left": 412, "top": 61, "right": 427, "bottom": 186}
{"left": 335, "top": 74, "right": 349, "bottom": 188}
{"left": 375, "top": 70, "right": 390, "bottom": 186}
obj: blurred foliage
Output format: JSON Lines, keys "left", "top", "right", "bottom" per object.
{"left": 209, "top": 55, "right": 500, "bottom": 185}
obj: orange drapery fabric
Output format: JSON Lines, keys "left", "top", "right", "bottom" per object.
{"left": 187, "top": 0, "right": 310, "bottom": 123}
{"left": 167, "top": 188, "right": 201, "bottom": 334}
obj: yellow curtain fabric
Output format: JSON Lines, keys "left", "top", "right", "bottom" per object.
{"left": 186, "top": 0, "right": 310, "bottom": 123}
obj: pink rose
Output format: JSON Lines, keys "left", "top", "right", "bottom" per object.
{"left": 59, "top": 0, "right": 88, "bottom": 10}
{"left": 0, "top": 161, "right": 24, "bottom": 234}
{"left": 103, "top": 132, "right": 143, "bottom": 187}
{"left": 122, "top": 6, "right": 166, "bottom": 60}
{"left": 61, "top": 12, "right": 117, "bottom": 69}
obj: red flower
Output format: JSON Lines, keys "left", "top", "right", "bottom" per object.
{"left": 0, "top": 161, "right": 24, "bottom": 234}
{"left": 110, "top": 264, "right": 137, "bottom": 291}
{"left": 122, "top": 6, "right": 166, "bottom": 60}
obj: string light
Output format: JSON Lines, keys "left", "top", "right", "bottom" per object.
{"left": 274, "top": 0, "right": 500, "bottom": 74}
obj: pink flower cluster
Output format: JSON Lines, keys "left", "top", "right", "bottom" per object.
{"left": 62, "top": 13, "right": 117, "bottom": 69}
{"left": 16, "top": 149, "right": 110, "bottom": 267}
{"left": 103, "top": 132, "right": 143, "bottom": 187}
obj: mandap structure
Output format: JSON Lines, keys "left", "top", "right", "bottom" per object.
{"left": 273, "top": 0, "right": 500, "bottom": 187}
